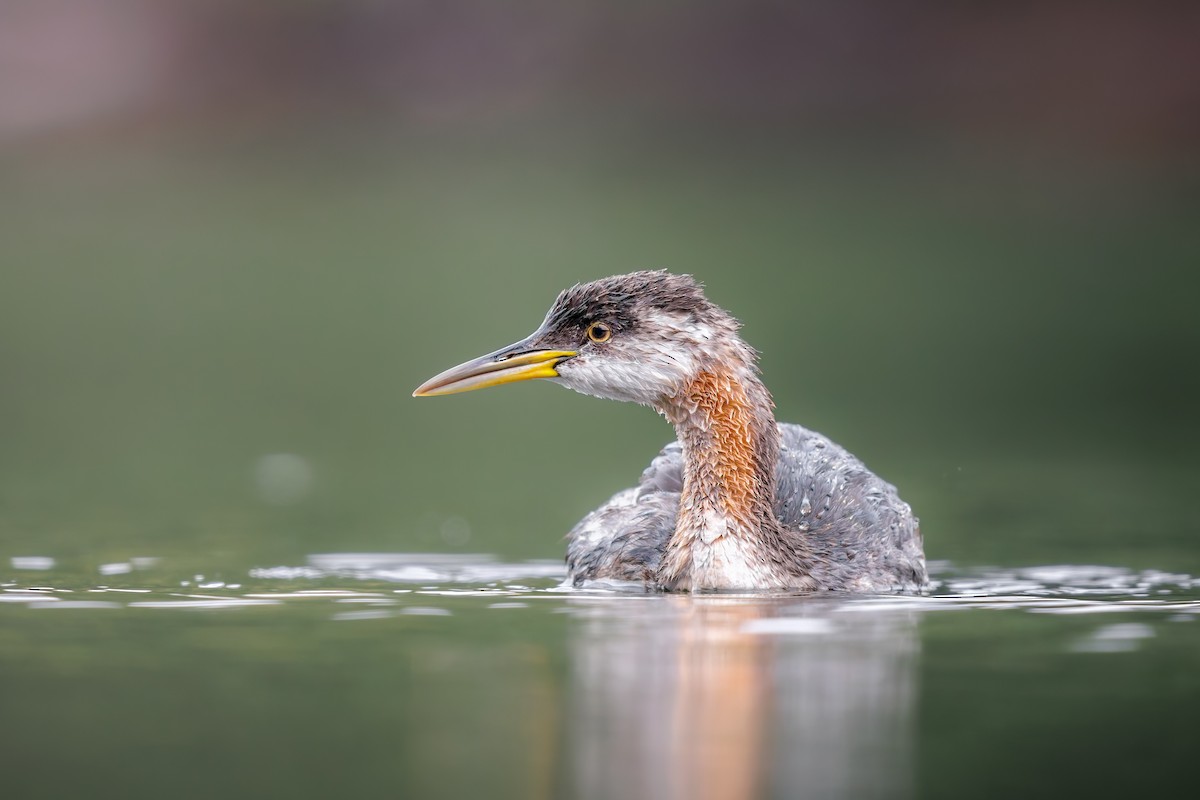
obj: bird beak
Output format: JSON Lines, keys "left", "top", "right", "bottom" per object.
{"left": 412, "top": 338, "right": 577, "bottom": 397}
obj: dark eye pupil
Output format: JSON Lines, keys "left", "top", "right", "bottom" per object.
{"left": 590, "top": 324, "right": 610, "bottom": 341}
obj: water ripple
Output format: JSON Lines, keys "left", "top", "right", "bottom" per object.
{"left": 2, "top": 557, "right": 1197, "bottom": 616}
{"left": 250, "top": 552, "right": 567, "bottom": 584}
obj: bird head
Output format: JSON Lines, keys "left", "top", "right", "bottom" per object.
{"left": 413, "top": 270, "right": 745, "bottom": 407}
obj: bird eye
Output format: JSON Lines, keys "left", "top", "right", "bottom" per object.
{"left": 586, "top": 322, "right": 613, "bottom": 343}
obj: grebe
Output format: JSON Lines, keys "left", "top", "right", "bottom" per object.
{"left": 414, "top": 271, "right": 927, "bottom": 592}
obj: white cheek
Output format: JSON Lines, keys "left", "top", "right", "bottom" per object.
{"left": 556, "top": 350, "right": 695, "bottom": 405}
{"left": 549, "top": 313, "right": 726, "bottom": 405}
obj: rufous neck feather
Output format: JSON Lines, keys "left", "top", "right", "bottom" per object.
{"left": 656, "top": 358, "right": 787, "bottom": 590}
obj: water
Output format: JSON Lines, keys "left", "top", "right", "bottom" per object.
{"left": 3, "top": 555, "right": 1197, "bottom": 800}
{"left": 2, "top": 133, "right": 1196, "bottom": 800}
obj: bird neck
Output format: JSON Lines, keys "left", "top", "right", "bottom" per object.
{"left": 656, "top": 361, "right": 787, "bottom": 590}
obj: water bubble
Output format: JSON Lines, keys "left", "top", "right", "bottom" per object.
{"left": 401, "top": 606, "right": 451, "bottom": 616}
{"left": 1070, "top": 622, "right": 1156, "bottom": 653}
{"left": 32, "top": 601, "right": 120, "bottom": 610}
{"left": 11, "top": 556, "right": 55, "bottom": 570}
{"left": 440, "top": 516, "right": 472, "bottom": 546}
{"left": 333, "top": 609, "right": 394, "bottom": 621}
{"left": 253, "top": 453, "right": 315, "bottom": 505}
{"left": 1095, "top": 622, "right": 1155, "bottom": 639}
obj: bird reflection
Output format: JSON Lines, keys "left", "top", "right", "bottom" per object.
{"left": 567, "top": 597, "right": 918, "bottom": 800}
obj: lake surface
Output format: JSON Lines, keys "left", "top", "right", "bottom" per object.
{"left": 3, "top": 554, "right": 1197, "bottom": 800}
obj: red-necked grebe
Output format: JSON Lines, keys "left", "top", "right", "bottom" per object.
{"left": 414, "top": 271, "right": 927, "bottom": 592}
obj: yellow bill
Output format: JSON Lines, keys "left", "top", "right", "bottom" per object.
{"left": 413, "top": 347, "right": 577, "bottom": 397}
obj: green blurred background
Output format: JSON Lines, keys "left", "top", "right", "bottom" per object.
{"left": 2, "top": 0, "right": 1197, "bottom": 577}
